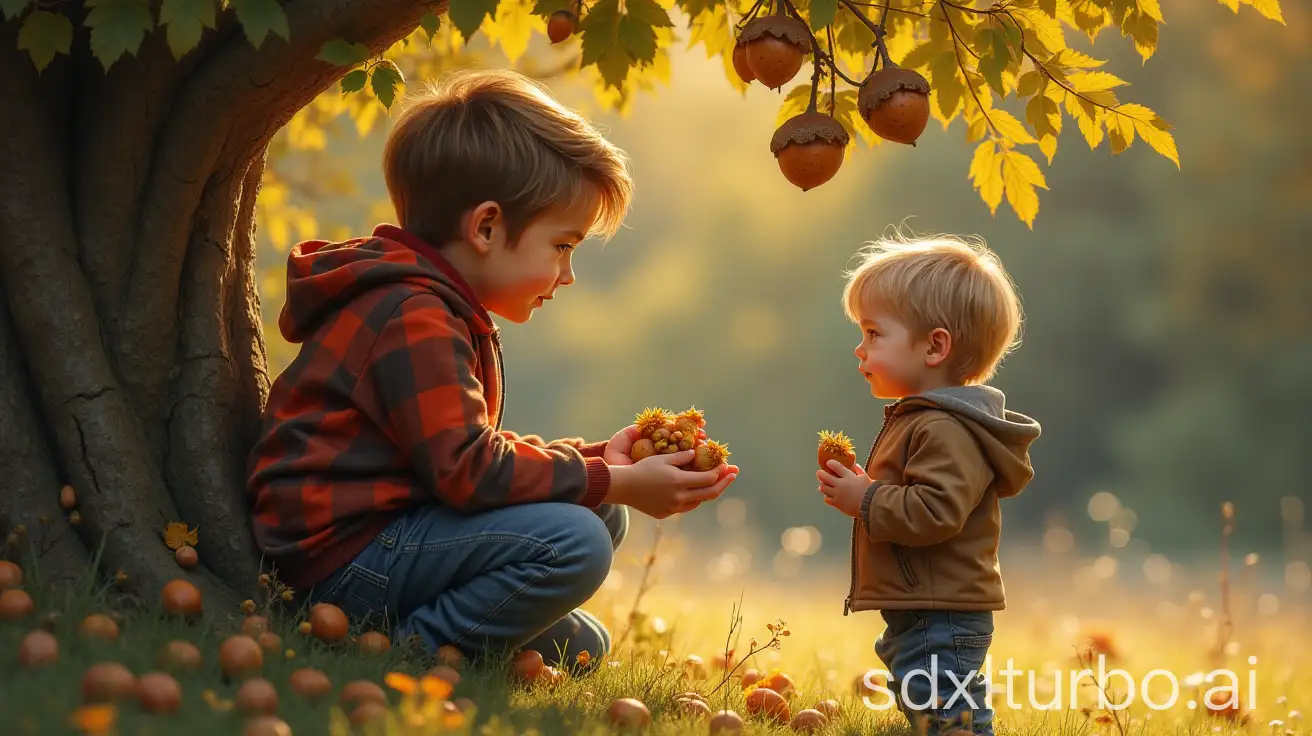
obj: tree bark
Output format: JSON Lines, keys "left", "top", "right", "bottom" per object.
{"left": 0, "top": 0, "right": 437, "bottom": 614}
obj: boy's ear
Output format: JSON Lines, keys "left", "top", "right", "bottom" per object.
{"left": 464, "top": 201, "right": 506, "bottom": 255}
{"left": 923, "top": 327, "right": 953, "bottom": 367}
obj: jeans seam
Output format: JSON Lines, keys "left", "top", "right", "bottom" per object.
{"left": 400, "top": 532, "right": 554, "bottom": 555}
{"left": 444, "top": 540, "right": 560, "bottom": 647}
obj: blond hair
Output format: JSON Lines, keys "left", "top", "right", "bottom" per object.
{"left": 382, "top": 69, "right": 633, "bottom": 247}
{"left": 842, "top": 231, "right": 1023, "bottom": 384}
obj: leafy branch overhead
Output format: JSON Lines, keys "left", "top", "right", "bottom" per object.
{"left": 4, "top": 0, "right": 1287, "bottom": 227}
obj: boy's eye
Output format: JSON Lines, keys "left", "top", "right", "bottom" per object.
{"left": 557, "top": 244, "right": 574, "bottom": 253}
{"left": 866, "top": 329, "right": 878, "bottom": 339}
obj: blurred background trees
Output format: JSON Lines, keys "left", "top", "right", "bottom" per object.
{"left": 255, "top": 0, "right": 1308, "bottom": 591}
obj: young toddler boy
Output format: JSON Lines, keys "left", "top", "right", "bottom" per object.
{"left": 246, "top": 69, "right": 737, "bottom": 668}
{"left": 817, "top": 234, "right": 1041, "bottom": 735}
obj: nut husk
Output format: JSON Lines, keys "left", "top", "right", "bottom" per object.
{"left": 857, "top": 67, "right": 930, "bottom": 118}
{"left": 770, "top": 111, "right": 851, "bottom": 154}
{"left": 737, "top": 14, "right": 812, "bottom": 50}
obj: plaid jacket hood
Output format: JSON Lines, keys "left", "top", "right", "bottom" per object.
{"left": 247, "top": 224, "right": 610, "bottom": 591}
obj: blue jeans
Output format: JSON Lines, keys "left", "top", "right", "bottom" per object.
{"left": 307, "top": 501, "right": 627, "bottom": 668}
{"left": 873, "top": 610, "right": 996, "bottom": 736}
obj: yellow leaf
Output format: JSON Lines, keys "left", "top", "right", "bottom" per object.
{"left": 1027, "top": 93, "right": 1062, "bottom": 163}
{"left": 1016, "top": 7, "right": 1065, "bottom": 56}
{"left": 897, "top": 42, "right": 939, "bottom": 74}
{"left": 1245, "top": 0, "right": 1284, "bottom": 23}
{"left": 1137, "top": 0, "right": 1164, "bottom": 22}
{"left": 1070, "top": 0, "right": 1109, "bottom": 37}
{"left": 776, "top": 84, "right": 812, "bottom": 129}
{"left": 829, "top": 90, "right": 875, "bottom": 147}
{"left": 1001, "top": 148, "right": 1047, "bottom": 228}
{"left": 483, "top": 0, "right": 543, "bottom": 65}
{"left": 967, "top": 114, "right": 990, "bottom": 143}
{"left": 163, "top": 521, "right": 198, "bottom": 550}
{"left": 969, "top": 140, "right": 1004, "bottom": 214}
{"left": 1114, "top": 103, "right": 1180, "bottom": 167}
{"left": 1064, "top": 91, "right": 1103, "bottom": 149}
{"left": 985, "top": 108, "right": 1037, "bottom": 145}
{"left": 1217, "top": 0, "right": 1239, "bottom": 11}
{"left": 688, "top": 6, "right": 732, "bottom": 56}
{"left": 1121, "top": 10, "right": 1158, "bottom": 61}
{"left": 1039, "top": 134, "right": 1058, "bottom": 163}
{"left": 929, "top": 51, "right": 964, "bottom": 124}
{"left": 1050, "top": 48, "right": 1106, "bottom": 68}
{"left": 1107, "top": 110, "right": 1135, "bottom": 153}
{"left": 718, "top": 47, "right": 748, "bottom": 94}
{"left": 1027, "top": 94, "right": 1061, "bottom": 137}
{"left": 1069, "top": 71, "right": 1127, "bottom": 92}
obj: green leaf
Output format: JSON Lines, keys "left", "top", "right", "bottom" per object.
{"left": 449, "top": 0, "right": 499, "bottom": 40}
{"left": 229, "top": 0, "right": 289, "bottom": 48}
{"left": 624, "top": 0, "right": 673, "bottom": 28}
{"left": 977, "top": 28, "right": 1012, "bottom": 96}
{"left": 317, "top": 38, "right": 370, "bottom": 67}
{"left": 340, "top": 68, "right": 368, "bottom": 94}
{"left": 1, "top": 0, "right": 32, "bottom": 21}
{"left": 371, "top": 60, "right": 404, "bottom": 109}
{"left": 419, "top": 10, "right": 441, "bottom": 40}
{"left": 1001, "top": 148, "right": 1047, "bottom": 228}
{"left": 986, "top": 108, "right": 1037, "bottom": 145}
{"left": 17, "top": 10, "right": 72, "bottom": 72}
{"left": 85, "top": 0, "right": 153, "bottom": 70}
{"left": 578, "top": 0, "right": 670, "bottom": 86}
{"left": 809, "top": 0, "right": 837, "bottom": 31}
{"left": 159, "top": 0, "right": 217, "bottom": 59}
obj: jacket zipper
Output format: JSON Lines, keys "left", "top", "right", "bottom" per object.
{"left": 845, "top": 398, "right": 904, "bottom": 615}
{"left": 489, "top": 327, "right": 505, "bottom": 432}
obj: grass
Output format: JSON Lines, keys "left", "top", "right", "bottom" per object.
{"left": 1, "top": 535, "right": 1310, "bottom": 736}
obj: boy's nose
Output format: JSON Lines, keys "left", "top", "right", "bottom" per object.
{"left": 559, "top": 263, "right": 576, "bottom": 286}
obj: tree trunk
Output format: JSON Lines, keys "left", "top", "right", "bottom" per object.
{"left": 0, "top": 0, "right": 437, "bottom": 614}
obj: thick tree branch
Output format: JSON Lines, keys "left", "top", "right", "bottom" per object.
{"left": 120, "top": 0, "right": 440, "bottom": 431}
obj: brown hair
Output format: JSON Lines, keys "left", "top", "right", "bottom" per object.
{"left": 842, "top": 231, "right": 1024, "bottom": 384}
{"left": 382, "top": 69, "right": 633, "bottom": 247}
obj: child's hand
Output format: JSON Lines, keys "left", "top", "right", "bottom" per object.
{"left": 817, "top": 460, "right": 871, "bottom": 518}
{"left": 606, "top": 451, "right": 737, "bottom": 519}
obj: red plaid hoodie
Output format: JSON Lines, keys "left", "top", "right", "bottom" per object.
{"left": 247, "top": 224, "right": 611, "bottom": 592}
